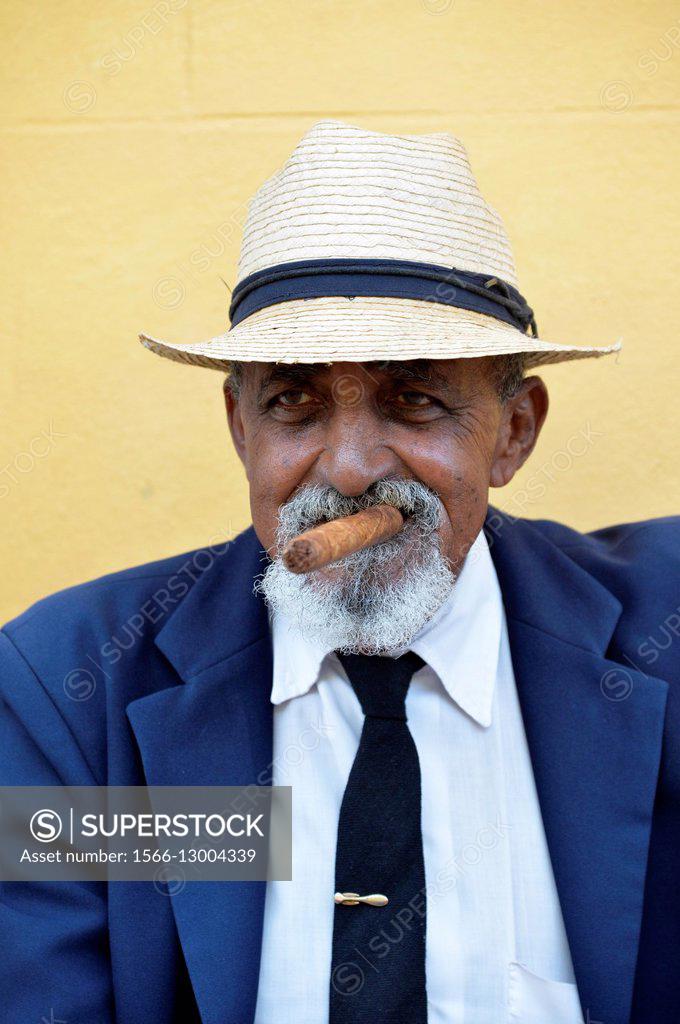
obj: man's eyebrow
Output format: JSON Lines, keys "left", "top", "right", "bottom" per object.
{"left": 368, "top": 361, "right": 451, "bottom": 391}
{"left": 256, "top": 360, "right": 451, "bottom": 403}
{"left": 257, "top": 364, "right": 323, "bottom": 401}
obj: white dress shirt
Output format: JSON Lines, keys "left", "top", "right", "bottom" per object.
{"left": 254, "top": 530, "right": 584, "bottom": 1023}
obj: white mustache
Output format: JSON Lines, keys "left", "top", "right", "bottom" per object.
{"left": 275, "top": 480, "right": 443, "bottom": 552}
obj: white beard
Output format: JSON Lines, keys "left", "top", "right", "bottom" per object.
{"left": 256, "top": 480, "right": 456, "bottom": 655}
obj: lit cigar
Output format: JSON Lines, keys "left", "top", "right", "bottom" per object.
{"left": 282, "top": 504, "right": 405, "bottom": 575}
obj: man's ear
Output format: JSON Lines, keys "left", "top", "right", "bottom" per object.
{"left": 489, "top": 376, "right": 549, "bottom": 488}
{"left": 223, "top": 379, "right": 247, "bottom": 467}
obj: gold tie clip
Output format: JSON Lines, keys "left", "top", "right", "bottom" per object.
{"left": 334, "top": 891, "right": 389, "bottom": 907}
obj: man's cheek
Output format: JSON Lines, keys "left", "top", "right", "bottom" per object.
{"left": 249, "top": 484, "right": 285, "bottom": 553}
{"left": 437, "top": 480, "right": 488, "bottom": 564}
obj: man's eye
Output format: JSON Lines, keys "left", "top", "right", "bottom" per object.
{"left": 275, "top": 389, "right": 314, "bottom": 407}
{"left": 394, "top": 391, "right": 434, "bottom": 408}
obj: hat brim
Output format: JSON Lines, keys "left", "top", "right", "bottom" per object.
{"left": 139, "top": 296, "right": 620, "bottom": 370}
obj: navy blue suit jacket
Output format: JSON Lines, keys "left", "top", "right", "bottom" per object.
{"left": 1, "top": 509, "right": 679, "bottom": 1024}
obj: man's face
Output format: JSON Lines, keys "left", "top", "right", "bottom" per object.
{"left": 226, "top": 358, "right": 547, "bottom": 576}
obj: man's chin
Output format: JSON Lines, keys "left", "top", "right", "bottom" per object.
{"left": 312, "top": 554, "right": 409, "bottom": 590}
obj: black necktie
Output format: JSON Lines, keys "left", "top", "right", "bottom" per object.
{"left": 329, "top": 651, "right": 428, "bottom": 1024}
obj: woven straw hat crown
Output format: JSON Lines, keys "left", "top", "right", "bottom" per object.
{"left": 140, "top": 120, "right": 619, "bottom": 368}
{"left": 236, "top": 119, "right": 517, "bottom": 286}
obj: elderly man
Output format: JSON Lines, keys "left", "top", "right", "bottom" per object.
{"left": 1, "top": 121, "right": 678, "bottom": 1024}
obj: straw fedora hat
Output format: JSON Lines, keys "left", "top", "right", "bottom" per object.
{"left": 139, "top": 120, "right": 619, "bottom": 370}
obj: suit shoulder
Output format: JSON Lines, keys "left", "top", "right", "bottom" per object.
{"left": 527, "top": 513, "right": 680, "bottom": 560}
{"left": 3, "top": 546, "right": 214, "bottom": 645}
{"left": 2, "top": 526, "right": 258, "bottom": 668}
{"left": 0, "top": 534, "right": 252, "bottom": 781}
{"left": 525, "top": 514, "right": 680, "bottom": 606}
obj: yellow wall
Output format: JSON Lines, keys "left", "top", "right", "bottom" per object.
{"left": 2, "top": 0, "right": 679, "bottom": 622}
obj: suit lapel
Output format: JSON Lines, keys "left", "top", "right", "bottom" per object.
{"left": 126, "top": 528, "right": 273, "bottom": 1024}
{"left": 487, "top": 510, "right": 668, "bottom": 1024}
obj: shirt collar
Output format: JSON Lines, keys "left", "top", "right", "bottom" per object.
{"left": 270, "top": 529, "right": 503, "bottom": 728}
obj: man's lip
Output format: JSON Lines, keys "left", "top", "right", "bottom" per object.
{"left": 312, "top": 503, "right": 410, "bottom": 524}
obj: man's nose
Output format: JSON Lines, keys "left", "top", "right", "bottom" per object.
{"left": 315, "top": 408, "right": 404, "bottom": 497}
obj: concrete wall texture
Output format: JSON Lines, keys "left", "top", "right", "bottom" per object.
{"left": 2, "top": 0, "right": 679, "bottom": 622}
